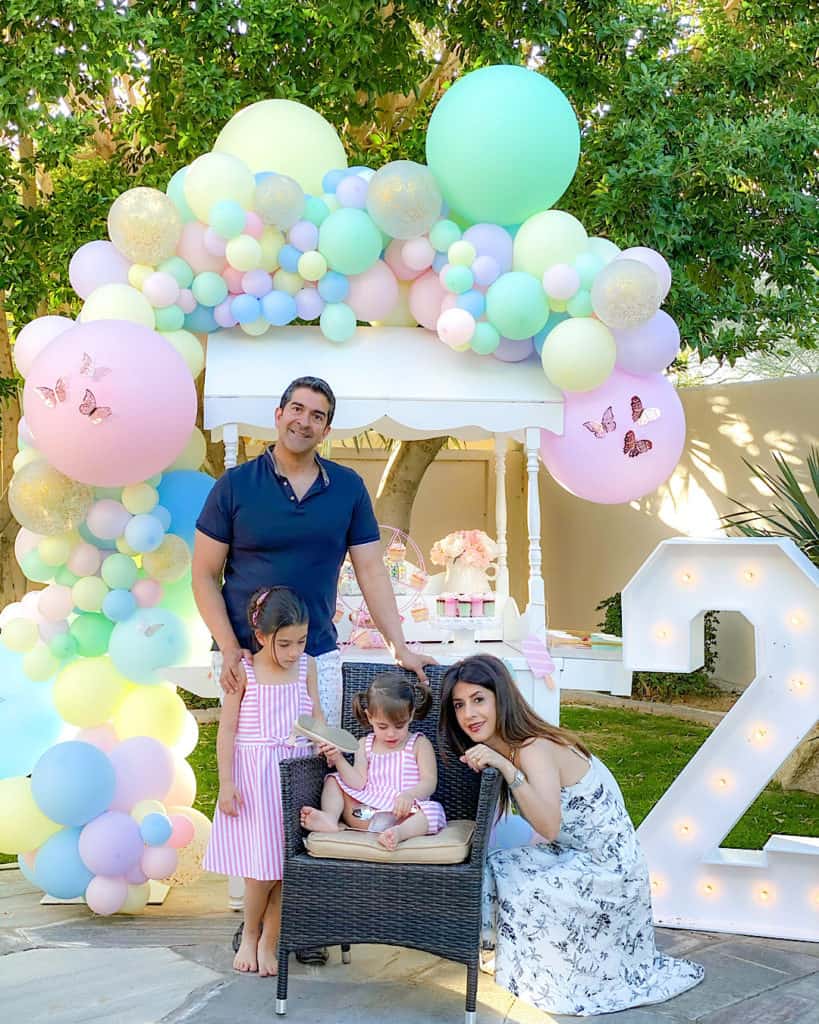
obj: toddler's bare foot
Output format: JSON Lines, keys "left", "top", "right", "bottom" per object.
{"left": 233, "top": 931, "right": 259, "bottom": 973}
{"left": 300, "top": 806, "right": 342, "bottom": 832}
{"left": 377, "top": 826, "right": 401, "bottom": 851}
{"left": 257, "top": 939, "right": 279, "bottom": 977}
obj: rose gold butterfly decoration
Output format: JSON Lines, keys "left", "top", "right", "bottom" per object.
{"left": 80, "top": 352, "right": 111, "bottom": 381}
{"left": 582, "top": 405, "right": 616, "bottom": 439}
{"left": 623, "top": 430, "right": 653, "bottom": 458}
{"left": 139, "top": 622, "right": 165, "bottom": 637}
{"left": 78, "top": 389, "right": 112, "bottom": 424}
{"left": 36, "top": 378, "right": 68, "bottom": 408}
{"left": 631, "top": 394, "right": 661, "bottom": 426}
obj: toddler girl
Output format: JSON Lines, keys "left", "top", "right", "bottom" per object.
{"left": 300, "top": 672, "right": 446, "bottom": 850}
{"left": 204, "top": 586, "right": 324, "bottom": 976}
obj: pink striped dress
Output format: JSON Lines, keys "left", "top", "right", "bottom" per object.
{"left": 204, "top": 655, "right": 314, "bottom": 880}
{"left": 333, "top": 732, "right": 446, "bottom": 834}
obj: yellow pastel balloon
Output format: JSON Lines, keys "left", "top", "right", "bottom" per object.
{"left": 272, "top": 270, "right": 303, "bottom": 296}
{"left": 22, "top": 644, "right": 59, "bottom": 682}
{"left": 225, "top": 234, "right": 262, "bottom": 272}
{"left": 72, "top": 575, "right": 109, "bottom": 612}
{"left": 214, "top": 99, "right": 347, "bottom": 196}
{"left": 54, "top": 656, "right": 131, "bottom": 727}
{"left": 38, "top": 533, "right": 73, "bottom": 567}
{"left": 131, "top": 799, "right": 167, "bottom": 823}
{"left": 371, "top": 282, "right": 417, "bottom": 327}
{"left": 118, "top": 882, "right": 150, "bottom": 914}
{"left": 183, "top": 152, "right": 255, "bottom": 222}
{"left": 12, "top": 448, "right": 43, "bottom": 473}
{"left": 160, "top": 330, "right": 205, "bottom": 379}
{"left": 258, "top": 227, "right": 285, "bottom": 271}
{"left": 240, "top": 317, "right": 271, "bottom": 337}
{"left": 114, "top": 686, "right": 187, "bottom": 746}
{"left": 166, "top": 427, "right": 206, "bottom": 472}
{"left": 81, "top": 284, "right": 155, "bottom": 329}
{"left": 541, "top": 318, "right": 616, "bottom": 393}
{"left": 513, "top": 210, "right": 588, "bottom": 279}
{"left": 128, "top": 263, "right": 155, "bottom": 290}
{"left": 0, "top": 777, "right": 61, "bottom": 854}
{"left": 121, "top": 483, "right": 159, "bottom": 515}
{"left": 1, "top": 617, "right": 39, "bottom": 652}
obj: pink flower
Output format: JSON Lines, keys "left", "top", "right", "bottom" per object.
{"left": 429, "top": 530, "right": 498, "bottom": 570}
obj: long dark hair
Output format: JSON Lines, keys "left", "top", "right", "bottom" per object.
{"left": 352, "top": 672, "right": 433, "bottom": 729}
{"left": 440, "top": 654, "right": 591, "bottom": 817}
{"left": 247, "top": 586, "right": 309, "bottom": 665}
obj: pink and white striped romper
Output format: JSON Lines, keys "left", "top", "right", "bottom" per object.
{"left": 204, "top": 655, "right": 314, "bottom": 880}
{"left": 333, "top": 732, "right": 447, "bottom": 834}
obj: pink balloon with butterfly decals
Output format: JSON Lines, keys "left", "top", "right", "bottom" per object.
{"left": 23, "top": 320, "right": 197, "bottom": 487}
{"left": 539, "top": 368, "right": 685, "bottom": 504}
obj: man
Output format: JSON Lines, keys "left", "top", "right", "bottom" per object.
{"left": 192, "top": 376, "right": 435, "bottom": 963}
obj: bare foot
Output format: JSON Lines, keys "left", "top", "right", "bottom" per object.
{"left": 377, "top": 826, "right": 401, "bottom": 851}
{"left": 257, "top": 939, "right": 279, "bottom": 977}
{"left": 233, "top": 931, "right": 259, "bottom": 973}
{"left": 300, "top": 806, "right": 342, "bottom": 832}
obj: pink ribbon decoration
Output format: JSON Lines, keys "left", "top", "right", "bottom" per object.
{"left": 522, "top": 634, "right": 557, "bottom": 690}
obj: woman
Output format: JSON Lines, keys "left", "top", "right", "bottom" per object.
{"left": 440, "top": 653, "right": 704, "bottom": 1017}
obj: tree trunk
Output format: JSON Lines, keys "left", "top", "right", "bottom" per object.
{"left": 0, "top": 291, "right": 25, "bottom": 606}
{"left": 373, "top": 437, "right": 447, "bottom": 534}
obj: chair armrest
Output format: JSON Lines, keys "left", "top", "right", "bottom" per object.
{"left": 279, "top": 755, "right": 328, "bottom": 860}
{"left": 468, "top": 767, "right": 502, "bottom": 867}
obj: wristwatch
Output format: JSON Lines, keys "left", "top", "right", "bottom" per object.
{"left": 508, "top": 768, "right": 527, "bottom": 791}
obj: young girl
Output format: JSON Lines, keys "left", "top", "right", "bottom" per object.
{"left": 203, "top": 586, "right": 325, "bottom": 977}
{"left": 300, "top": 673, "right": 446, "bottom": 851}
{"left": 440, "top": 654, "right": 704, "bottom": 1017}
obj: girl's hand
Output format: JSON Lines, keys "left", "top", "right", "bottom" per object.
{"left": 393, "top": 792, "right": 415, "bottom": 820}
{"left": 218, "top": 783, "right": 242, "bottom": 817}
{"left": 318, "top": 741, "right": 342, "bottom": 766}
{"left": 460, "top": 744, "right": 506, "bottom": 773}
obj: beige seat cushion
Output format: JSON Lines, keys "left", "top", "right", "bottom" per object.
{"left": 304, "top": 819, "right": 475, "bottom": 865}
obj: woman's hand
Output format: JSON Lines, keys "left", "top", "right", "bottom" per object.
{"left": 460, "top": 744, "right": 508, "bottom": 773}
{"left": 318, "top": 741, "right": 343, "bottom": 766}
{"left": 218, "top": 782, "right": 242, "bottom": 817}
{"left": 393, "top": 792, "right": 416, "bottom": 820}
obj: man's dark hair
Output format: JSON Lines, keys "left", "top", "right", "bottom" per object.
{"left": 279, "top": 376, "right": 336, "bottom": 426}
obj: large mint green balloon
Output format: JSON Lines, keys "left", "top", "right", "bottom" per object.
{"left": 486, "top": 272, "right": 549, "bottom": 340}
{"left": 426, "top": 65, "right": 580, "bottom": 225}
{"left": 318, "top": 209, "right": 382, "bottom": 276}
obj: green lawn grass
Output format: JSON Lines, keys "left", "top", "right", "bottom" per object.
{"left": 191, "top": 708, "right": 819, "bottom": 851}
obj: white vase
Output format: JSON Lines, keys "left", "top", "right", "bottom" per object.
{"left": 444, "top": 560, "right": 496, "bottom": 594}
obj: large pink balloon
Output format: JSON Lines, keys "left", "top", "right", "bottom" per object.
{"left": 346, "top": 260, "right": 399, "bottom": 321}
{"left": 69, "top": 241, "right": 131, "bottom": 301}
{"left": 540, "top": 368, "right": 685, "bottom": 504}
{"left": 109, "top": 736, "right": 174, "bottom": 812}
{"left": 24, "top": 320, "right": 197, "bottom": 487}
{"left": 408, "top": 271, "right": 446, "bottom": 330}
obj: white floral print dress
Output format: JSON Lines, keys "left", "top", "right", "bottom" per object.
{"left": 481, "top": 754, "right": 704, "bottom": 1016}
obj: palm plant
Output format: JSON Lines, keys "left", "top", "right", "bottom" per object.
{"left": 722, "top": 447, "right": 819, "bottom": 567}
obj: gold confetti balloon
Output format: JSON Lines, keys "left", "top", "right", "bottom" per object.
{"left": 163, "top": 805, "right": 212, "bottom": 887}
{"left": 9, "top": 461, "right": 94, "bottom": 535}
{"left": 365, "top": 160, "right": 443, "bottom": 240}
{"left": 590, "top": 258, "right": 662, "bottom": 330}
{"left": 107, "top": 187, "right": 183, "bottom": 265}
{"left": 142, "top": 534, "right": 191, "bottom": 583}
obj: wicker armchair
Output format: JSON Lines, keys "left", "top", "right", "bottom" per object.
{"left": 275, "top": 661, "right": 502, "bottom": 1024}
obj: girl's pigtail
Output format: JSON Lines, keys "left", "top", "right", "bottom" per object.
{"left": 411, "top": 683, "right": 433, "bottom": 721}
{"left": 352, "top": 691, "right": 369, "bottom": 729}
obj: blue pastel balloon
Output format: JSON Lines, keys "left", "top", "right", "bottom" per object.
{"left": 108, "top": 608, "right": 189, "bottom": 684}
{"left": 490, "top": 812, "right": 533, "bottom": 851}
{"left": 317, "top": 271, "right": 349, "bottom": 303}
{"left": 152, "top": 505, "right": 172, "bottom": 531}
{"left": 184, "top": 305, "right": 219, "bottom": 333}
{"left": 432, "top": 252, "right": 447, "bottom": 272}
{"left": 157, "top": 470, "right": 215, "bottom": 549}
{"left": 34, "top": 827, "right": 94, "bottom": 900}
{"left": 261, "top": 290, "right": 298, "bottom": 327}
{"left": 230, "top": 293, "right": 261, "bottom": 325}
{"left": 255, "top": 171, "right": 274, "bottom": 184}
{"left": 103, "top": 588, "right": 136, "bottom": 622}
{"left": 31, "top": 741, "right": 116, "bottom": 827}
{"left": 141, "top": 812, "right": 173, "bottom": 846}
{"left": 209, "top": 199, "right": 246, "bottom": 239}
{"left": 321, "top": 169, "right": 348, "bottom": 194}
{"left": 278, "top": 244, "right": 302, "bottom": 270}
{"left": 457, "top": 289, "right": 486, "bottom": 318}
{"left": 0, "top": 660, "right": 62, "bottom": 778}
{"left": 124, "top": 514, "right": 165, "bottom": 554}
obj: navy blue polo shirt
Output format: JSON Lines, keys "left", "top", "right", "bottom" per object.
{"left": 196, "top": 447, "right": 380, "bottom": 656}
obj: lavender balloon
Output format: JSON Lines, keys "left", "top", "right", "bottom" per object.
{"left": 614, "top": 311, "right": 681, "bottom": 376}
{"left": 492, "top": 336, "right": 534, "bottom": 362}
{"left": 295, "top": 287, "right": 325, "bottom": 321}
{"left": 618, "top": 246, "right": 672, "bottom": 302}
{"left": 69, "top": 241, "right": 130, "bottom": 301}
{"left": 108, "top": 736, "right": 174, "bottom": 812}
{"left": 539, "top": 368, "right": 685, "bottom": 504}
{"left": 79, "top": 811, "right": 145, "bottom": 876}
{"left": 463, "top": 224, "right": 513, "bottom": 273}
